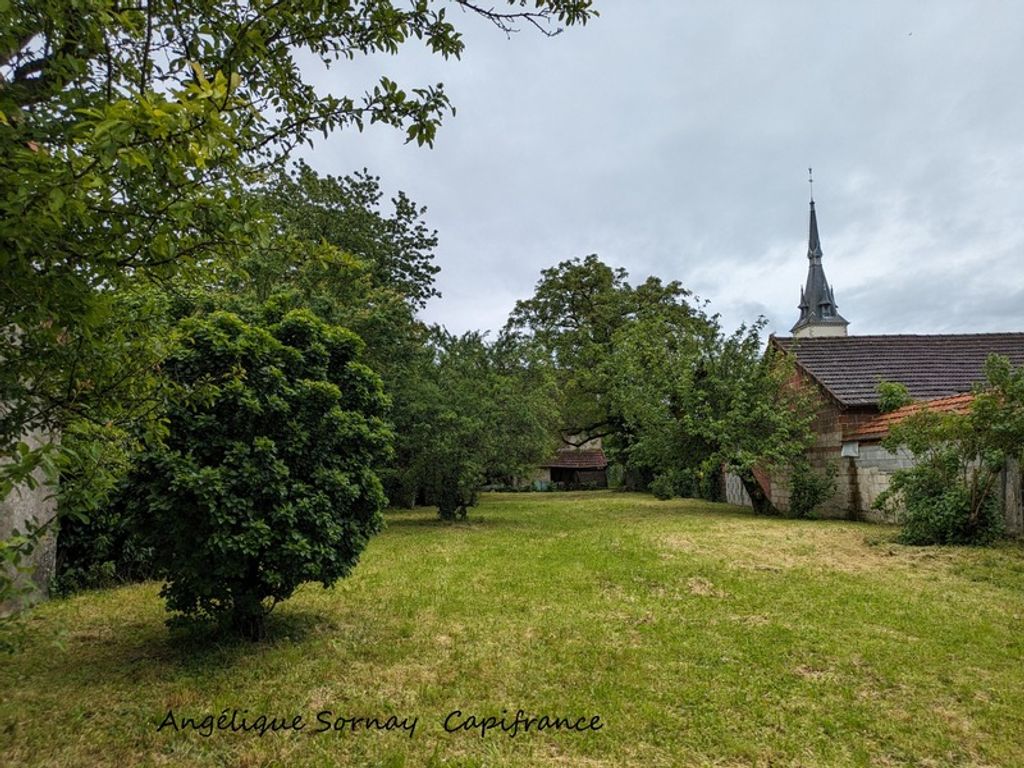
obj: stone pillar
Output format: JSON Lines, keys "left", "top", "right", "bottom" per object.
{"left": 1, "top": 428, "right": 58, "bottom": 615}
{"left": 1003, "top": 457, "right": 1023, "bottom": 538}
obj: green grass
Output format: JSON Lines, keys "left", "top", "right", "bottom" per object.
{"left": 4, "top": 491, "right": 1024, "bottom": 767}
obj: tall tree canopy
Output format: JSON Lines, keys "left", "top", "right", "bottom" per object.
{"left": 391, "top": 329, "right": 559, "bottom": 517}
{"left": 0, "top": 0, "right": 597, "bottom": 452}
{"left": 504, "top": 254, "right": 699, "bottom": 451}
{"left": 262, "top": 160, "right": 441, "bottom": 311}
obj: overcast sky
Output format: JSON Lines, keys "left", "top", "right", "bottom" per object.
{"left": 295, "top": 1, "right": 1024, "bottom": 339}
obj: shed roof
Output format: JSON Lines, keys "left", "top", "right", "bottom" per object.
{"left": 843, "top": 393, "right": 974, "bottom": 442}
{"left": 772, "top": 333, "right": 1024, "bottom": 407}
{"left": 540, "top": 448, "right": 608, "bottom": 470}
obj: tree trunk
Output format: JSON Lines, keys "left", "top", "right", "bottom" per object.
{"left": 230, "top": 597, "right": 268, "bottom": 641}
{"left": 738, "top": 468, "right": 779, "bottom": 516}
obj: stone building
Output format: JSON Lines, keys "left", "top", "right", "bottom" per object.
{"left": 531, "top": 436, "right": 609, "bottom": 490}
{"left": 725, "top": 191, "right": 1024, "bottom": 534}
{"left": 536, "top": 447, "right": 609, "bottom": 489}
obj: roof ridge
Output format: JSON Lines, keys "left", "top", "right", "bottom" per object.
{"left": 778, "top": 331, "right": 1024, "bottom": 340}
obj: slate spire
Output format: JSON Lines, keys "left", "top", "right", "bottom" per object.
{"left": 791, "top": 173, "right": 848, "bottom": 337}
{"left": 807, "top": 198, "right": 822, "bottom": 258}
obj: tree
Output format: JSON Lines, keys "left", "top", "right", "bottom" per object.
{"left": 243, "top": 162, "right": 441, "bottom": 404}
{"left": 396, "top": 329, "right": 558, "bottom": 519}
{"left": 52, "top": 162, "right": 440, "bottom": 592}
{"left": 505, "top": 255, "right": 700, "bottom": 477}
{"left": 605, "top": 306, "right": 714, "bottom": 495}
{"left": 684, "top": 322, "right": 818, "bottom": 514}
{"left": 609, "top": 312, "right": 817, "bottom": 513}
{"left": 505, "top": 255, "right": 814, "bottom": 507}
{"left": 262, "top": 161, "right": 441, "bottom": 311}
{"left": 1, "top": 0, "right": 597, "bottom": 445}
{"left": 125, "top": 310, "right": 390, "bottom": 638}
{"left": 217, "top": 163, "right": 444, "bottom": 508}
{"left": 1, "top": 0, "right": 597, "bottom": 451}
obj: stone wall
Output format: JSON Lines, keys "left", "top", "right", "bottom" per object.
{"left": 999, "top": 457, "right": 1022, "bottom": 537}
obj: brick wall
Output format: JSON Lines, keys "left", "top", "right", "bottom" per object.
{"left": 761, "top": 387, "right": 891, "bottom": 520}
{"left": 801, "top": 394, "right": 850, "bottom": 518}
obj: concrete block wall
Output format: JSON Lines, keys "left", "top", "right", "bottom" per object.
{"left": 838, "top": 445, "right": 1022, "bottom": 533}
{"left": 843, "top": 444, "right": 916, "bottom": 523}
{"left": 727, "top": 448, "right": 1022, "bottom": 535}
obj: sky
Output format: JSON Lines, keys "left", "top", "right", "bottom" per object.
{"left": 295, "top": 1, "right": 1024, "bottom": 338}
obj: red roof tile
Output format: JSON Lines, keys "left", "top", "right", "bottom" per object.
{"left": 844, "top": 393, "right": 974, "bottom": 442}
{"left": 540, "top": 448, "right": 608, "bottom": 469}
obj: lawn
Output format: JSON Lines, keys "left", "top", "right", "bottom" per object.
{"left": 3, "top": 492, "right": 1024, "bottom": 767}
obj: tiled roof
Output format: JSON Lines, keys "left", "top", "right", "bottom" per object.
{"left": 844, "top": 393, "right": 974, "bottom": 441}
{"left": 540, "top": 448, "right": 608, "bottom": 469}
{"left": 772, "top": 333, "right": 1024, "bottom": 407}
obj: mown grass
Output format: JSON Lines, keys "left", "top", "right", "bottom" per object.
{"left": 3, "top": 492, "right": 1024, "bottom": 767}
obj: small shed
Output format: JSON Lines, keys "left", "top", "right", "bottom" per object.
{"left": 538, "top": 448, "right": 609, "bottom": 489}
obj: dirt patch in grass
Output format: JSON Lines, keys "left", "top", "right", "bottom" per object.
{"left": 793, "top": 664, "right": 836, "bottom": 683}
{"left": 686, "top": 576, "right": 728, "bottom": 597}
{"left": 658, "top": 521, "right": 981, "bottom": 579}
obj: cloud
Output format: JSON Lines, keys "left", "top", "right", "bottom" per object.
{"left": 294, "top": 2, "right": 1024, "bottom": 337}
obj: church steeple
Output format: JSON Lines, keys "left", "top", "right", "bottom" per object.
{"left": 807, "top": 197, "right": 822, "bottom": 258}
{"left": 791, "top": 171, "right": 848, "bottom": 338}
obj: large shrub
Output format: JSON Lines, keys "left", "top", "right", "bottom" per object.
{"left": 128, "top": 310, "right": 390, "bottom": 639}
{"left": 787, "top": 460, "right": 837, "bottom": 519}
{"left": 877, "top": 449, "right": 1002, "bottom": 545}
